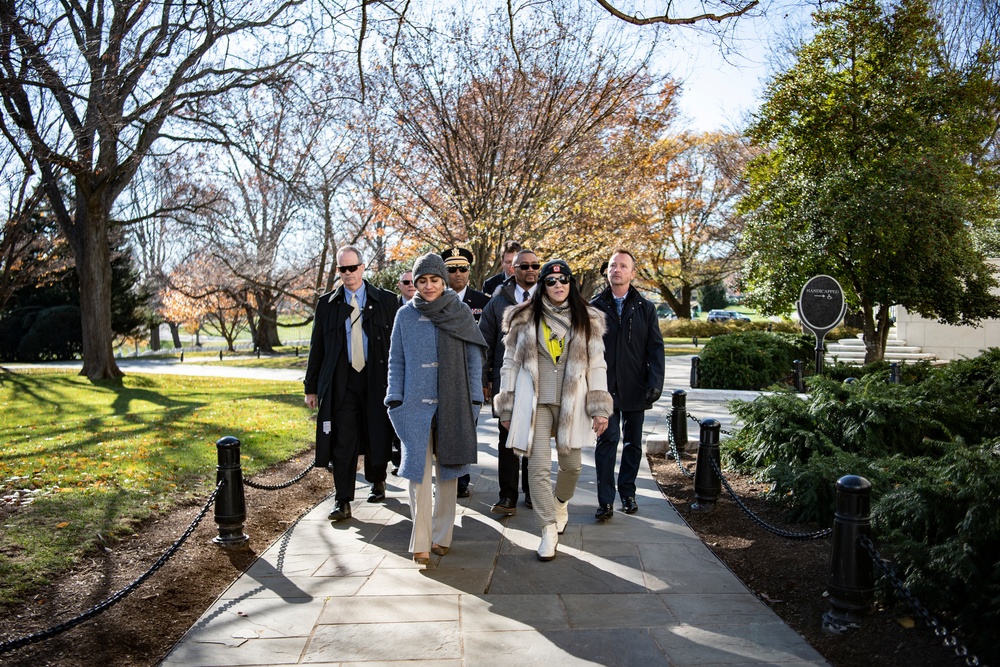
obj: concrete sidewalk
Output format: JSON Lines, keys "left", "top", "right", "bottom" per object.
{"left": 159, "top": 384, "right": 827, "bottom": 667}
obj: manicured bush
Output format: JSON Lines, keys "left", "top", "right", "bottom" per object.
{"left": 0, "top": 307, "right": 43, "bottom": 362}
{"left": 698, "top": 330, "right": 814, "bottom": 390}
{"left": 16, "top": 305, "right": 83, "bottom": 361}
{"left": 824, "top": 324, "right": 863, "bottom": 341}
{"left": 660, "top": 317, "right": 799, "bottom": 339}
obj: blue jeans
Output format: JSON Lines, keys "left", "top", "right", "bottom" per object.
{"left": 594, "top": 409, "right": 645, "bottom": 506}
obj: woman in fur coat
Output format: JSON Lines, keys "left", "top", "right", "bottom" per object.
{"left": 494, "top": 259, "right": 613, "bottom": 561}
{"left": 385, "top": 253, "right": 487, "bottom": 566}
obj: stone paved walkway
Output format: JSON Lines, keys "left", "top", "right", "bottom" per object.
{"left": 155, "top": 356, "right": 826, "bottom": 666}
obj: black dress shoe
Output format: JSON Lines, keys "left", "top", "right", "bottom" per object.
{"left": 622, "top": 496, "right": 638, "bottom": 514}
{"left": 457, "top": 485, "right": 471, "bottom": 498}
{"left": 595, "top": 504, "right": 614, "bottom": 521}
{"left": 367, "top": 481, "right": 386, "bottom": 503}
{"left": 523, "top": 495, "right": 532, "bottom": 509}
{"left": 491, "top": 497, "right": 517, "bottom": 515}
{"left": 328, "top": 500, "right": 352, "bottom": 521}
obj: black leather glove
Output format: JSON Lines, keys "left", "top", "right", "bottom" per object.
{"left": 644, "top": 387, "right": 661, "bottom": 408}
{"left": 388, "top": 400, "right": 402, "bottom": 409}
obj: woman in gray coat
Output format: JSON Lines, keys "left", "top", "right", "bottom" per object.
{"left": 386, "top": 253, "right": 487, "bottom": 566}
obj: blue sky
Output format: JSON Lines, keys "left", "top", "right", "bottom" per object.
{"left": 651, "top": 1, "right": 815, "bottom": 132}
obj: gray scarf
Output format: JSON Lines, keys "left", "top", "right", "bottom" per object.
{"left": 413, "top": 290, "right": 487, "bottom": 466}
{"left": 541, "top": 296, "right": 572, "bottom": 341}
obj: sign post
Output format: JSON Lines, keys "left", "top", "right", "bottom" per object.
{"left": 797, "top": 275, "right": 847, "bottom": 376}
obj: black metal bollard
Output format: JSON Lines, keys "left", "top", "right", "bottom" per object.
{"left": 690, "top": 356, "right": 701, "bottom": 389}
{"left": 295, "top": 346, "right": 299, "bottom": 357}
{"left": 213, "top": 436, "right": 249, "bottom": 547}
{"left": 219, "top": 350, "right": 223, "bottom": 361}
{"left": 692, "top": 336, "right": 699, "bottom": 347}
{"left": 823, "top": 475, "right": 874, "bottom": 633}
{"left": 256, "top": 347, "right": 261, "bottom": 359}
{"left": 889, "top": 362, "right": 900, "bottom": 385}
{"left": 793, "top": 359, "right": 805, "bottom": 393}
{"left": 180, "top": 351, "right": 184, "bottom": 363}
{"left": 690, "top": 419, "right": 721, "bottom": 512}
{"left": 671, "top": 389, "right": 689, "bottom": 456}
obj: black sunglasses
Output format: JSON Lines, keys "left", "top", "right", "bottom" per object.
{"left": 544, "top": 275, "right": 570, "bottom": 286}
{"left": 516, "top": 263, "right": 541, "bottom": 271}
{"left": 447, "top": 265, "right": 470, "bottom": 273}
{"left": 338, "top": 264, "right": 361, "bottom": 273}
{"left": 399, "top": 279, "right": 413, "bottom": 286}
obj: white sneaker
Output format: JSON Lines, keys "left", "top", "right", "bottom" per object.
{"left": 537, "top": 524, "right": 558, "bottom": 561}
{"left": 555, "top": 497, "right": 569, "bottom": 534}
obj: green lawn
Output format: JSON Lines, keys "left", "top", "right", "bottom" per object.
{"left": 0, "top": 369, "right": 313, "bottom": 607}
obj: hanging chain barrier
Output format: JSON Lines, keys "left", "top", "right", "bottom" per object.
{"left": 665, "top": 413, "right": 695, "bottom": 479}
{"left": 688, "top": 412, "right": 736, "bottom": 437}
{"left": 0, "top": 480, "right": 225, "bottom": 656}
{"left": 244, "top": 461, "right": 315, "bottom": 490}
{"left": 706, "top": 455, "right": 832, "bottom": 540}
{"left": 683, "top": 410, "right": 830, "bottom": 540}
{"left": 859, "top": 535, "right": 984, "bottom": 667}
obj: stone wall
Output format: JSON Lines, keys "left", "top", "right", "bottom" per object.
{"left": 895, "top": 258, "right": 1000, "bottom": 360}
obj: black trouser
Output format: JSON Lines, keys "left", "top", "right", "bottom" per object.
{"left": 332, "top": 368, "right": 386, "bottom": 500}
{"left": 496, "top": 423, "right": 530, "bottom": 501}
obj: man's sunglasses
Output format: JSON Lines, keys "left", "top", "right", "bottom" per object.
{"left": 447, "top": 265, "right": 470, "bottom": 273}
{"left": 338, "top": 264, "right": 361, "bottom": 273}
{"left": 516, "top": 263, "right": 541, "bottom": 271}
{"left": 399, "top": 279, "right": 413, "bottom": 286}
{"left": 544, "top": 275, "right": 570, "bottom": 286}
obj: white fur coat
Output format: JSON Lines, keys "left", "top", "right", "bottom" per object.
{"left": 494, "top": 301, "right": 613, "bottom": 455}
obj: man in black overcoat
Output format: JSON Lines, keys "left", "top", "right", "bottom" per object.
{"left": 305, "top": 245, "right": 399, "bottom": 521}
{"left": 591, "top": 249, "right": 665, "bottom": 521}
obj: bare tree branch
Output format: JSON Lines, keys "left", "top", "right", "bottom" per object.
{"left": 592, "top": 0, "right": 760, "bottom": 26}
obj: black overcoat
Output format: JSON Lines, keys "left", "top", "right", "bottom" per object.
{"left": 304, "top": 280, "right": 399, "bottom": 468}
{"left": 591, "top": 286, "right": 666, "bottom": 411}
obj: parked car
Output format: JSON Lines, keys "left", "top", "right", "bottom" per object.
{"left": 707, "top": 309, "right": 751, "bottom": 323}
{"left": 655, "top": 303, "right": 676, "bottom": 320}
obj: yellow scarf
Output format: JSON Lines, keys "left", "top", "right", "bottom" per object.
{"left": 541, "top": 319, "right": 564, "bottom": 364}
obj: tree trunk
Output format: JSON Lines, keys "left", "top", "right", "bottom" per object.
{"left": 244, "top": 304, "right": 259, "bottom": 349}
{"left": 255, "top": 315, "right": 281, "bottom": 352}
{"left": 658, "top": 285, "right": 692, "bottom": 319}
{"left": 69, "top": 198, "right": 124, "bottom": 382}
{"left": 861, "top": 302, "right": 885, "bottom": 364}
{"left": 253, "top": 292, "right": 281, "bottom": 352}
{"left": 148, "top": 321, "right": 161, "bottom": 351}
{"left": 168, "top": 321, "right": 183, "bottom": 348}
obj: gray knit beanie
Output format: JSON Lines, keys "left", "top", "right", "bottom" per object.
{"left": 411, "top": 253, "right": 448, "bottom": 282}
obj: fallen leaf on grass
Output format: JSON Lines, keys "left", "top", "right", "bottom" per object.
{"left": 55, "top": 521, "right": 70, "bottom": 528}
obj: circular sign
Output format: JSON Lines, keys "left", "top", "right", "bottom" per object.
{"left": 797, "top": 275, "right": 846, "bottom": 333}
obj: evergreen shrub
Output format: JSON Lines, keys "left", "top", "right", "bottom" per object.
{"left": 722, "top": 351, "right": 1000, "bottom": 662}
{"left": 822, "top": 359, "right": 936, "bottom": 384}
